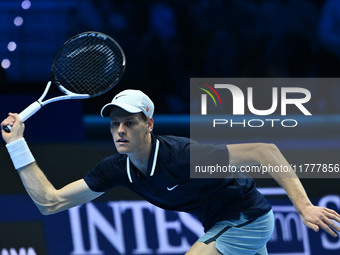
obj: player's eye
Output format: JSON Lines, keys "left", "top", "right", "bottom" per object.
{"left": 125, "top": 121, "right": 135, "bottom": 127}
{"left": 111, "top": 121, "right": 120, "bottom": 128}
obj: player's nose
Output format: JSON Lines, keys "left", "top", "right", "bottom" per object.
{"left": 117, "top": 123, "right": 126, "bottom": 135}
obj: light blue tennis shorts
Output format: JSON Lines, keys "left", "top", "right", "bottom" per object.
{"left": 198, "top": 210, "right": 274, "bottom": 255}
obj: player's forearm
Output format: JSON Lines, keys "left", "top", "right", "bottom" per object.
{"left": 271, "top": 173, "right": 312, "bottom": 215}
{"left": 17, "top": 162, "right": 62, "bottom": 215}
{"left": 5, "top": 137, "right": 101, "bottom": 214}
{"left": 4, "top": 137, "right": 65, "bottom": 214}
{"left": 258, "top": 144, "right": 313, "bottom": 214}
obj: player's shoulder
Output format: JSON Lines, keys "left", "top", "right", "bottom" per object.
{"left": 155, "top": 134, "right": 228, "bottom": 153}
{"left": 155, "top": 135, "right": 195, "bottom": 151}
{"left": 156, "top": 134, "right": 191, "bottom": 144}
{"left": 97, "top": 152, "right": 127, "bottom": 170}
{"left": 154, "top": 135, "right": 191, "bottom": 161}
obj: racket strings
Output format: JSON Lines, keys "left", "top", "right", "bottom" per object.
{"left": 53, "top": 34, "right": 125, "bottom": 96}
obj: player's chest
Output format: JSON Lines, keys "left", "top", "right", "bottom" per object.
{"left": 128, "top": 164, "right": 198, "bottom": 205}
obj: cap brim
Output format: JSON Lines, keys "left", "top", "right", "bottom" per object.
{"left": 100, "top": 102, "right": 142, "bottom": 117}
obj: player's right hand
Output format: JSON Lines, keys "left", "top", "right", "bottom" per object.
{"left": 1, "top": 113, "right": 25, "bottom": 144}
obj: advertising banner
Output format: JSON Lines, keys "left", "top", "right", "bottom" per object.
{"left": 0, "top": 192, "right": 339, "bottom": 255}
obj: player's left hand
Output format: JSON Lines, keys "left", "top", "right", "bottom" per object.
{"left": 299, "top": 204, "right": 340, "bottom": 237}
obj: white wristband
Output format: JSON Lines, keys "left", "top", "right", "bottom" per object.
{"left": 6, "top": 138, "right": 35, "bottom": 170}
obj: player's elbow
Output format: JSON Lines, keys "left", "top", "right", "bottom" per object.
{"left": 258, "top": 143, "right": 279, "bottom": 152}
{"left": 256, "top": 143, "right": 281, "bottom": 162}
{"left": 34, "top": 194, "right": 65, "bottom": 215}
{"left": 36, "top": 203, "right": 60, "bottom": 215}
{"left": 39, "top": 207, "right": 52, "bottom": 216}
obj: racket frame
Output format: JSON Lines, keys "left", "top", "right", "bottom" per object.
{"left": 18, "top": 81, "right": 90, "bottom": 122}
{"left": 51, "top": 31, "right": 126, "bottom": 97}
{"left": 3, "top": 31, "right": 125, "bottom": 133}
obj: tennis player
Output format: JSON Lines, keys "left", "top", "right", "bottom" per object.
{"left": 2, "top": 89, "right": 340, "bottom": 255}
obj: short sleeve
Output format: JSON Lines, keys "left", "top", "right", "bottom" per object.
{"left": 190, "top": 142, "right": 229, "bottom": 164}
{"left": 84, "top": 155, "right": 125, "bottom": 192}
{"left": 189, "top": 141, "right": 230, "bottom": 178}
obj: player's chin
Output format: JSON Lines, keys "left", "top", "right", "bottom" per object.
{"left": 115, "top": 144, "right": 132, "bottom": 154}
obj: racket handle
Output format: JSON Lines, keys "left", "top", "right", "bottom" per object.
{"left": 18, "top": 101, "right": 42, "bottom": 122}
{"left": 3, "top": 101, "right": 42, "bottom": 133}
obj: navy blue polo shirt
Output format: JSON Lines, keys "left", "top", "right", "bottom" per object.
{"left": 84, "top": 134, "right": 271, "bottom": 231}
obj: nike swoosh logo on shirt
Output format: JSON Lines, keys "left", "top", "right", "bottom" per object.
{"left": 167, "top": 184, "right": 179, "bottom": 191}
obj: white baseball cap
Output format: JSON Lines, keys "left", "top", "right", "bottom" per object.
{"left": 100, "top": 89, "right": 154, "bottom": 118}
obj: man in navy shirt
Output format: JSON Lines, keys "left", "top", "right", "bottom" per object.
{"left": 2, "top": 89, "right": 340, "bottom": 255}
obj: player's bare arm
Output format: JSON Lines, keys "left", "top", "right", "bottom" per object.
{"left": 1, "top": 113, "right": 103, "bottom": 215}
{"left": 17, "top": 163, "right": 103, "bottom": 215}
{"left": 227, "top": 143, "right": 340, "bottom": 237}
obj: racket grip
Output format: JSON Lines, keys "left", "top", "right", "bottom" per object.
{"left": 18, "top": 101, "right": 42, "bottom": 122}
{"left": 2, "top": 101, "right": 42, "bottom": 133}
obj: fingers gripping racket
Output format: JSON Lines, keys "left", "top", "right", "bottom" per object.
{"left": 3, "top": 31, "right": 126, "bottom": 133}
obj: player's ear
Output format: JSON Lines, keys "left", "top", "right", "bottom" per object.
{"left": 146, "top": 117, "right": 154, "bottom": 133}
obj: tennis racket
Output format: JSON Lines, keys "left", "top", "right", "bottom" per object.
{"left": 2, "top": 31, "right": 126, "bottom": 133}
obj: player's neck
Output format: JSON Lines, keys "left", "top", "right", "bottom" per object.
{"left": 128, "top": 134, "right": 152, "bottom": 176}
